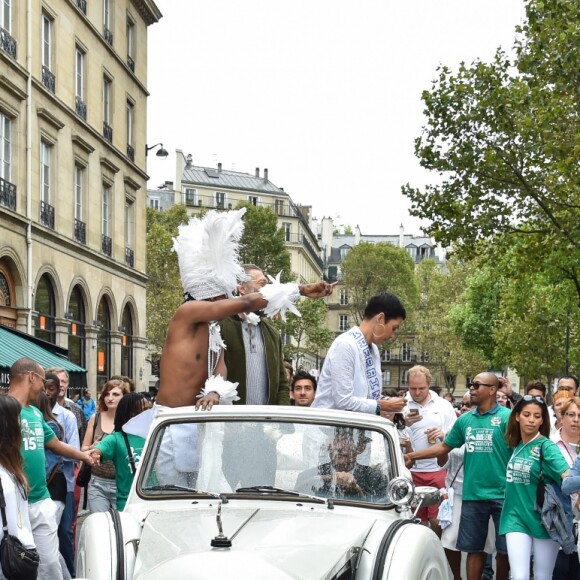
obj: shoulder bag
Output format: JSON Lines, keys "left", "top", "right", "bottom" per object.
{"left": 0, "top": 476, "right": 40, "bottom": 580}
{"left": 76, "top": 412, "right": 99, "bottom": 488}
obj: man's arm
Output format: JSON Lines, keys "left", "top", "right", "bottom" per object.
{"left": 404, "top": 442, "right": 453, "bottom": 469}
{"left": 46, "top": 437, "right": 94, "bottom": 465}
{"left": 298, "top": 281, "right": 335, "bottom": 298}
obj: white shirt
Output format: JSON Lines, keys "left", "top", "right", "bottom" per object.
{"left": 0, "top": 466, "right": 35, "bottom": 551}
{"left": 405, "top": 390, "right": 457, "bottom": 472}
{"left": 312, "top": 327, "right": 379, "bottom": 414}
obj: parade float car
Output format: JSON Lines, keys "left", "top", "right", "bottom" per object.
{"left": 76, "top": 406, "right": 449, "bottom": 580}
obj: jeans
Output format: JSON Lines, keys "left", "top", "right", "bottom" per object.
{"left": 87, "top": 475, "right": 117, "bottom": 513}
{"left": 58, "top": 491, "right": 76, "bottom": 576}
{"left": 457, "top": 499, "right": 507, "bottom": 554}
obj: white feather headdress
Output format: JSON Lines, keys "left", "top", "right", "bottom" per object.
{"left": 173, "top": 208, "right": 248, "bottom": 300}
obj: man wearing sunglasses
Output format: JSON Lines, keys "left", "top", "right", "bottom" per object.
{"left": 405, "top": 372, "right": 511, "bottom": 580}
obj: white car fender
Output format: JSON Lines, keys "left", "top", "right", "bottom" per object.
{"left": 76, "top": 509, "right": 142, "bottom": 580}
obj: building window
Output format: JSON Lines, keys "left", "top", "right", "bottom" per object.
{"left": 120, "top": 305, "right": 133, "bottom": 378}
{"left": 125, "top": 198, "right": 134, "bottom": 267}
{"left": 149, "top": 197, "right": 160, "bottom": 210}
{"left": 42, "top": 14, "right": 52, "bottom": 69}
{"left": 383, "top": 370, "right": 391, "bottom": 386}
{"left": 283, "top": 222, "right": 291, "bottom": 242}
{"left": 421, "top": 350, "right": 430, "bottom": 363}
{"left": 339, "top": 288, "right": 348, "bottom": 305}
{"left": 339, "top": 314, "right": 349, "bottom": 332}
{"left": 126, "top": 15, "right": 135, "bottom": 71}
{"left": 275, "top": 199, "right": 285, "bottom": 215}
{"left": 248, "top": 195, "right": 259, "bottom": 206}
{"left": 67, "top": 285, "right": 86, "bottom": 368}
{"left": 381, "top": 348, "right": 391, "bottom": 362}
{"left": 185, "top": 188, "right": 197, "bottom": 206}
{"left": 74, "top": 165, "right": 83, "bottom": 221}
{"left": 126, "top": 100, "right": 134, "bottom": 160}
{"left": 0, "top": 112, "right": 11, "bottom": 182}
{"left": 40, "top": 142, "right": 51, "bottom": 204}
{"left": 103, "top": 77, "right": 112, "bottom": 141}
{"left": 101, "top": 184, "right": 112, "bottom": 255}
{"left": 1, "top": 1, "right": 10, "bottom": 32}
{"left": 75, "top": 47, "right": 86, "bottom": 119}
{"left": 35, "top": 274, "right": 56, "bottom": 344}
{"left": 401, "top": 370, "right": 409, "bottom": 386}
{"left": 402, "top": 343, "right": 411, "bottom": 362}
{"left": 103, "top": 0, "right": 113, "bottom": 45}
{"left": 96, "top": 297, "right": 111, "bottom": 384}
{"left": 340, "top": 246, "right": 350, "bottom": 260}
{"left": 215, "top": 191, "right": 226, "bottom": 209}
{"left": 407, "top": 246, "right": 417, "bottom": 259}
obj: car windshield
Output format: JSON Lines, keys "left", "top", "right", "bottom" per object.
{"left": 138, "top": 419, "right": 397, "bottom": 505}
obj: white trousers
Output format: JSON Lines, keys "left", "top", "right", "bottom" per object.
{"left": 28, "top": 497, "right": 63, "bottom": 580}
{"left": 506, "top": 531, "right": 560, "bottom": 580}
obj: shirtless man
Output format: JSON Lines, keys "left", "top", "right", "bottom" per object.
{"left": 156, "top": 282, "right": 333, "bottom": 409}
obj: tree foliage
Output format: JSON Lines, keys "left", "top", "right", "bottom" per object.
{"left": 402, "top": 0, "right": 580, "bottom": 305}
{"left": 236, "top": 202, "right": 293, "bottom": 282}
{"left": 340, "top": 242, "right": 420, "bottom": 325}
{"left": 146, "top": 205, "right": 189, "bottom": 354}
{"left": 414, "top": 259, "right": 486, "bottom": 392}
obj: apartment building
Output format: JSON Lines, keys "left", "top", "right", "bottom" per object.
{"left": 0, "top": 0, "right": 161, "bottom": 390}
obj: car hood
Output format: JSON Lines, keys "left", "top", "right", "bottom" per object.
{"left": 133, "top": 504, "right": 383, "bottom": 579}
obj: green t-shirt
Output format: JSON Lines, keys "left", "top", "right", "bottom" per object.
{"left": 20, "top": 405, "right": 56, "bottom": 504}
{"left": 444, "top": 404, "right": 511, "bottom": 501}
{"left": 499, "top": 436, "right": 569, "bottom": 538}
{"left": 96, "top": 432, "right": 144, "bottom": 511}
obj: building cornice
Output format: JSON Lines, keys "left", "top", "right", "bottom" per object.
{"left": 130, "top": 0, "right": 163, "bottom": 25}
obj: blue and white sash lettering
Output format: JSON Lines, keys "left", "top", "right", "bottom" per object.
{"left": 349, "top": 327, "right": 381, "bottom": 400}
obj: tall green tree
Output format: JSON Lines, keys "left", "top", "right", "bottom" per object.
{"left": 340, "top": 242, "right": 420, "bottom": 325}
{"left": 415, "top": 259, "right": 486, "bottom": 392}
{"left": 236, "top": 202, "right": 293, "bottom": 282}
{"left": 146, "top": 205, "right": 189, "bottom": 354}
{"left": 402, "top": 0, "right": 580, "bottom": 305}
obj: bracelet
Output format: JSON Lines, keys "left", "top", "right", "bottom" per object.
{"left": 376, "top": 403, "right": 381, "bottom": 415}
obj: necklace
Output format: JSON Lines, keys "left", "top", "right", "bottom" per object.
{"left": 511, "top": 431, "right": 541, "bottom": 461}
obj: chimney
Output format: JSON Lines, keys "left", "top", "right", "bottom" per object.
{"left": 217, "top": 162, "right": 222, "bottom": 173}
{"left": 185, "top": 154, "right": 193, "bottom": 168}
{"left": 354, "top": 225, "right": 361, "bottom": 245}
{"left": 399, "top": 224, "right": 404, "bottom": 248}
{"left": 255, "top": 167, "right": 260, "bottom": 178}
{"left": 264, "top": 168, "right": 268, "bottom": 182}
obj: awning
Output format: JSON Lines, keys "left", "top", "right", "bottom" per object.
{"left": 0, "top": 325, "right": 87, "bottom": 390}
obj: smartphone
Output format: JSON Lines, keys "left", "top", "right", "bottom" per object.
{"left": 408, "top": 409, "right": 419, "bottom": 416}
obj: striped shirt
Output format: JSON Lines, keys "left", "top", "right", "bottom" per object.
{"left": 241, "top": 319, "right": 268, "bottom": 405}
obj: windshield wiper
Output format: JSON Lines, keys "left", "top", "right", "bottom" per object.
{"left": 146, "top": 484, "right": 222, "bottom": 498}
{"left": 235, "top": 485, "right": 327, "bottom": 504}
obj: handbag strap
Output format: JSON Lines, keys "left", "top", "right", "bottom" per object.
{"left": 449, "top": 461, "right": 464, "bottom": 488}
{"left": 122, "top": 432, "right": 137, "bottom": 475}
{"left": 46, "top": 456, "right": 63, "bottom": 486}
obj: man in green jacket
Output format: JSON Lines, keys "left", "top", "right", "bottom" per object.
{"left": 220, "top": 265, "right": 290, "bottom": 405}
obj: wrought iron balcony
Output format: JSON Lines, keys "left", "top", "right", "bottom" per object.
{"left": 103, "top": 27, "right": 113, "bottom": 46}
{"left": 0, "top": 27, "right": 17, "bottom": 59}
{"left": 75, "top": 96, "right": 87, "bottom": 120}
{"left": 125, "top": 247, "right": 134, "bottom": 267}
{"left": 127, "top": 55, "right": 135, "bottom": 73}
{"left": 0, "top": 177, "right": 16, "bottom": 211}
{"left": 101, "top": 234, "right": 112, "bottom": 256}
{"left": 42, "top": 66, "right": 56, "bottom": 93}
{"left": 126, "top": 144, "right": 135, "bottom": 162}
{"left": 40, "top": 201, "right": 55, "bottom": 229}
{"left": 75, "top": 0, "right": 87, "bottom": 15}
{"left": 103, "top": 122, "right": 113, "bottom": 142}
{"left": 74, "top": 219, "right": 86, "bottom": 244}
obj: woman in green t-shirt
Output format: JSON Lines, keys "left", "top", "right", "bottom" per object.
{"left": 499, "top": 395, "right": 570, "bottom": 580}
{"left": 91, "top": 393, "right": 150, "bottom": 510}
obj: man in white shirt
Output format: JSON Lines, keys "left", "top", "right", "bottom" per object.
{"left": 405, "top": 365, "right": 457, "bottom": 537}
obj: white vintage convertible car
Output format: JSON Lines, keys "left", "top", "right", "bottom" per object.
{"left": 76, "top": 406, "right": 450, "bottom": 579}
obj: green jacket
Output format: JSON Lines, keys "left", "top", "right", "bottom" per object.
{"left": 220, "top": 316, "right": 290, "bottom": 405}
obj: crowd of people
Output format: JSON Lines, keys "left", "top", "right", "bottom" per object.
{"left": 1, "top": 207, "right": 579, "bottom": 580}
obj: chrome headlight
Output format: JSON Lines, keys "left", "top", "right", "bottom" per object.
{"left": 387, "top": 477, "right": 415, "bottom": 506}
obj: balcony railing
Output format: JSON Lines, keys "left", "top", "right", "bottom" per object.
{"left": 74, "top": 219, "right": 86, "bottom": 244}
{"left": 126, "top": 144, "right": 135, "bottom": 162}
{"left": 103, "top": 27, "right": 113, "bottom": 46}
{"left": 42, "top": 66, "right": 56, "bottom": 93}
{"left": 101, "top": 234, "right": 112, "bottom": 256}
{"left": 75, "top": 0, "right": 87, "bottom": 15}
{"left": 127, "top": 55, "right": 135, "bottom": 73}
{"left": 125, "top": 247, "right": 134, "bottom": 267}
{"left": 0, "top": 27, "right": 17, "bottom": 59}
{"left": 0, "top": 177, "right": 16, "bottom": 211}
{"left": 301, "top": 234, "right": 324, "bottom": 269}
{"left": 103, "top": 122, "right": 113, "bottom": 142}
{"left": 75, "top": 96, "right": 87, "bottom": 120}
{"left": 40, "top": 201, "right": 55, "bottom": 229}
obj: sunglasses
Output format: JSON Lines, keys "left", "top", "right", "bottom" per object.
{"left": 30, "top": 371, "right": 47, "bottom": 386}
{"left": 467, "top": 381, "right": 495, "bottom": 390}
{"left": 522, "top": 394, "right": 545, "bottom": 405}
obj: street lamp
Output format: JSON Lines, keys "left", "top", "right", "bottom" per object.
{"left": 145, "top": 143, "right": 169, "bottom": 159}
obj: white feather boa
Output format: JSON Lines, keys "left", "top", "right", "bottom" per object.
{"left": 197, "top": 375, "right": 240, "bottom": 405}
{"left": 258, "top": 272, "right": 302, "bottom": 321}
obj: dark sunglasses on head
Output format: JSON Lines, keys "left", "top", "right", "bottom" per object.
{"left": 467, "top": 381, "right": 495, "bottom": 390}
{"left": 522, "top": 394, "right": 545, "bottom": 405}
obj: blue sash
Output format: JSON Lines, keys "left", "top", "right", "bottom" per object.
{"left": 349, "top": 327, "right": 381, "bottom": 400}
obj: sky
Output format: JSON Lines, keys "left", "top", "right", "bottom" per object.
{"left": 146, "top": 0, "right": 526, "bottom": 236}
